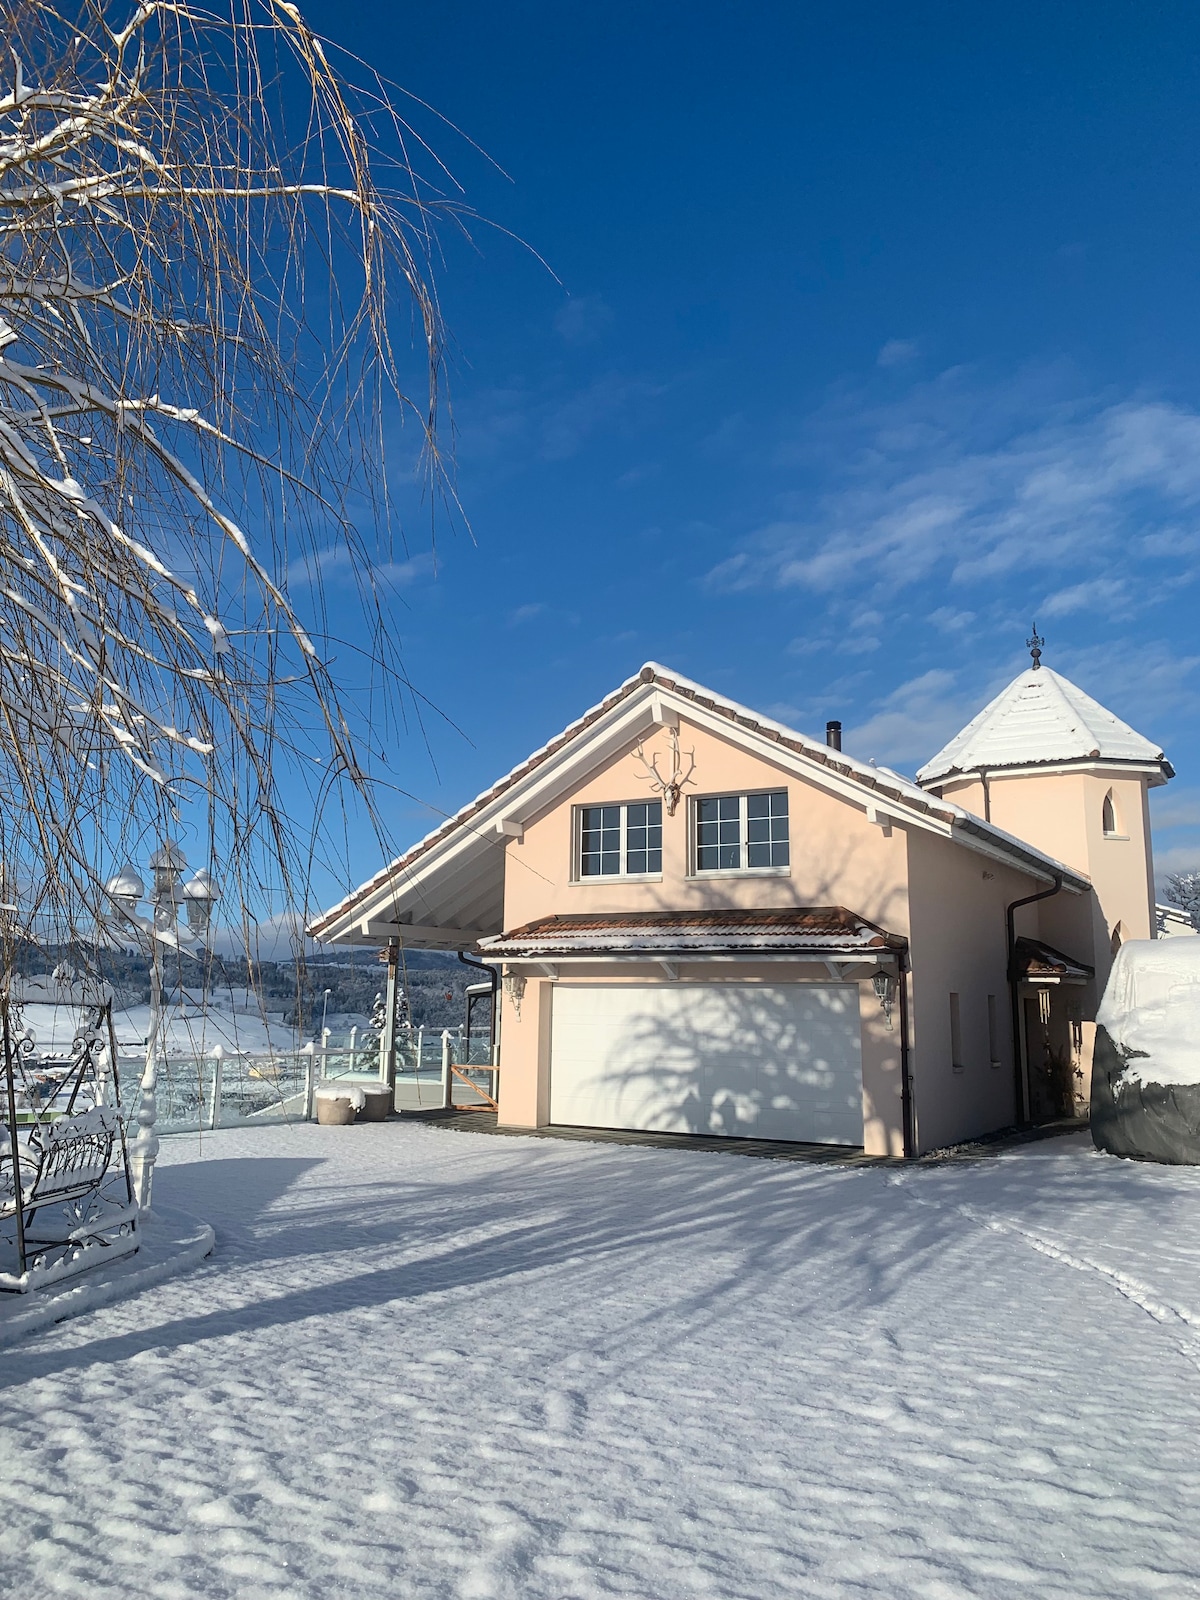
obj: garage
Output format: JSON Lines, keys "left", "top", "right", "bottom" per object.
{"left": 549, "top": 981, "right": 865, "bottom": 1145}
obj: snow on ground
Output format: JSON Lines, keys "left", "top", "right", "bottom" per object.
{"left": 23, "top": 992, "right": 299, "bottom": 1058}
{"left": 3, "top": 1125, "right": 1200, "bottom": 1599}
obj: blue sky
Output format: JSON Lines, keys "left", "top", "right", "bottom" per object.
{"left": 296, "top": 0, "right": 1200, "bottom": 907}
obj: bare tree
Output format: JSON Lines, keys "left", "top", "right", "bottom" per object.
{"left": 1166, "top": 871, "right": 1200, "bottom": 931}
{"left": 0, "top": 0, "right": 459, "bottom": 973}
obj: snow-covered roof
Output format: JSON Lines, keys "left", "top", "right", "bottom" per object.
{"left": 480, "top": 908, "right": 906, "bottom": 960}
{"left": 917, "top": 666, "right": 1172, "bottom": 787}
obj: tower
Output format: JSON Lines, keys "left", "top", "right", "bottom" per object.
{"left": 917, "top": 645, "right": 1173, "bottom": 1005}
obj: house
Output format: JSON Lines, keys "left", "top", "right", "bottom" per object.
{"left": 309, "top": 651, "right": 1171, "bottom": 1157}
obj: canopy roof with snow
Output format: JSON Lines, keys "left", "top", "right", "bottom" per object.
{"left": 917, "top": 665, "right": 1173, "bottom": 788}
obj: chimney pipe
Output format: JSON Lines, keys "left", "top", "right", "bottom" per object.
{"left": 826, "top": 720, "right": 842, "bottom": 751}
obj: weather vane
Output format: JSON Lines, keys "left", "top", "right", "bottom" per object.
{"left": 1027, "top": 623, "right": 1044, "bottom": 671}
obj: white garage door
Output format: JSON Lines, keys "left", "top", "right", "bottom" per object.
{"left": 549, "top": 982, "right": 864, "bottom": 1146}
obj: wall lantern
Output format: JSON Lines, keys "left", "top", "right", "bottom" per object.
{"left": 872, "top": 970, "right": 896, "bottom": 1029}
{"left": 502, "top": 971, "right": 527, "bottom": 1020}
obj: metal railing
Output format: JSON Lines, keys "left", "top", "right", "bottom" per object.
{"left": 116, "top": 1025, "right": 497, "bottom": 1134}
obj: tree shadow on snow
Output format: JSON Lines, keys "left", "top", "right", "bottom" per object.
{"left": 1, "top": 1130, "right": 1189, "bottom": 1391}
{"left": 155, "top": 1156, "right": 324, "bottom": 1230}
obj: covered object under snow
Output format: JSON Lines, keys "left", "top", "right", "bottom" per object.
{"left": 1091, "top": 938, "right": 1200, "bottom": 1163}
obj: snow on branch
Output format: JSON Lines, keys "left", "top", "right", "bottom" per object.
{"left": 0, "top": 0, "right": 458, "bottom": 967}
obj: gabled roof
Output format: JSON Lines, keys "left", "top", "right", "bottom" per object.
{"left": 481, "top": 907, "right": 907, "bottom": 959}
{"left": 309, "top": 663, "right": 1089, "bottom": 948}
{"left": 917, "top": 666, "right": 1172, "bottom": 787}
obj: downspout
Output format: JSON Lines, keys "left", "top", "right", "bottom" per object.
{"left": 1005, "top": 873, "right": 1062, "bottom": 1126}
{"left": 458, "top": 949, "right": 499, "bottom": 1059}
{"left": 897, "top": 951, "right": 915, "bottom": 1159}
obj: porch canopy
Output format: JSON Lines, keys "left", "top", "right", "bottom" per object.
{"left": 1012, "top": 937, "right": 1094, "bottom": 985}
{"left": 481, "top": 907, "right": 907, "bottom": 976}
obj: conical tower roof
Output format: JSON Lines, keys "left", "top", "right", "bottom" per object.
{"left": 917, "top": 665, "right": 1172, "bottom": 787}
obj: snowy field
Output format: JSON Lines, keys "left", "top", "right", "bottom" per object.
{"left": 21, "top": 992, "right": 302, "bottom": 1057}
{"left": 3, "top": 1125, "right": 1200, "bottom": 1599}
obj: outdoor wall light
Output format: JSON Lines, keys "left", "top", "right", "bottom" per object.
{"left": 872, "top": 970, "right": 896, "bottom": 1029}
{"left": 502, "top": 971, "right": 527, "bottom": 1019}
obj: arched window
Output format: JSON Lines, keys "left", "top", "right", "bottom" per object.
{"left": 1102, "top": 789, "right": 1119, "bottom": 837}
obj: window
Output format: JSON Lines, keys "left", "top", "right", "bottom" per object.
{"left": 1102, "top": 789, "right": 1121, "bottom": 837}
{"left": 693, "top": 790, "right": 789, "bottom": 873}
{"left": 949, "top": 992, "right": 964, "bottom": 1072}
{"left": 578, "top": 800, "right": 662, "bottom": 877}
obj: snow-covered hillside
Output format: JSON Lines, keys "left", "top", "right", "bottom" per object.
{"left": 2, "top": 1126, "right": 1199, "bottom": 1598}
{"left": 20, "top": 992, "right": 300, "bottom": 1058}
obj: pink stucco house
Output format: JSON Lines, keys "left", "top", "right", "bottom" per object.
{"left": 310, "top": 652, "right": 1171, "bottom": 1157}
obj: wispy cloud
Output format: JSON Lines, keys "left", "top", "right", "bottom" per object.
{"left": 553, "top": 293, "right": 615, "bottom": 346}
{"left": 705, "top": 373, "right": 1200, "bottom": 614}
{"left": 844, "top": 667, "right": 985, "bottom": 770}
{"left": 457, "top": 371, "right": 665, "bottom": 467}
{"left": 286, "top": 544, "right": 433, "bottom": 592}
{"left": 877, "top": 337, "right": 919, "bottom": 368}
{"left": 507, "top": 602, "right": 546, "bottom": 626}
{"left": 1040, "top": 577, "right": 1127, "bottom": 618}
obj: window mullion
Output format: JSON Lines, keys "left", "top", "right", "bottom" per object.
{"left": 740, "top": 793, "right": 748, "bottom": 870}
{"left": 619, "top": 804, "right": 628, "bottom": 875}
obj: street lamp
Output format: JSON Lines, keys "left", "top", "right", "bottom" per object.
{"left": 103, "top": 843, "right": 219, "bottom": 1212}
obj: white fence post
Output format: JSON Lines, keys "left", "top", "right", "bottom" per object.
{"left": 209, "top": 1046, "right": 224, "bottom": 1130}
{"left": 379, "top": 940, "right": 400, "bottom": 1088}
{"left": 416, "top": 1026, "right": 425, "bottom": 1074}
{"left": 303, "top": 1040, "right": 317, "bottom": 1121}
{"left": 348, "top": 1025, "right": 358, "bottom": 1074}
{"left": 440, "top": 1029, "right": 453, "bottom": 1110}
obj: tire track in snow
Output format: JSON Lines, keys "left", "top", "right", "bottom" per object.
{"left": 889, "top": 1173, "right": 1200, "bottom": 1371}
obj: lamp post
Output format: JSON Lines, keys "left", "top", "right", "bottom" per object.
{"left": 104, "top": 844, "right": 219, "bottom": 1213}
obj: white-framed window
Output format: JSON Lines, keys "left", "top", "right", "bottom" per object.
{"left": 692, "top": 790, "right": 789, "bottom": 873}
{"left": 1102, "top": 789, "right": 1122, "bottom": 837}
{"left": 576, "top": 800, "right": 663, "bottom": 878}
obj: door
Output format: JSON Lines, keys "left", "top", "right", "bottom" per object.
{"left": 549, "top": 982, "right": 864, "bottom": 1145}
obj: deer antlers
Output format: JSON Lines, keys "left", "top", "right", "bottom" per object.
{"left": 632, "top": 726, "right": 696, "bottom": 816}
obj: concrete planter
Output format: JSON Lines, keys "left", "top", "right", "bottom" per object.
{"left": 315, "top": 1095, "right": 358, "bottom": 1127}
{"left": 358, "top": 1084, "right": 393, "bottom": 1122}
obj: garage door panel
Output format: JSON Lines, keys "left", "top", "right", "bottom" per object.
{"left": 550, "top": 983, "right": 863, "bottom": 1145}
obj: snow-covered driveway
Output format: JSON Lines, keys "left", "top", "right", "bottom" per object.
{"left": 3, "top": 1124, "right": 1200, "bottom": 1599}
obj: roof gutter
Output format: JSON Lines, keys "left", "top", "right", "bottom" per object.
{"left": 1005, "top": 872, "right": 1063, "bottom": 1127}
{"left": 458, "top": 949, "right": 499, "bottom": 1061}
{"left": 898, "top": 948, "right": 915, "bottom": 1159}
{"left": 953, "top": 815, "right": 1086, "bottom": 891}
